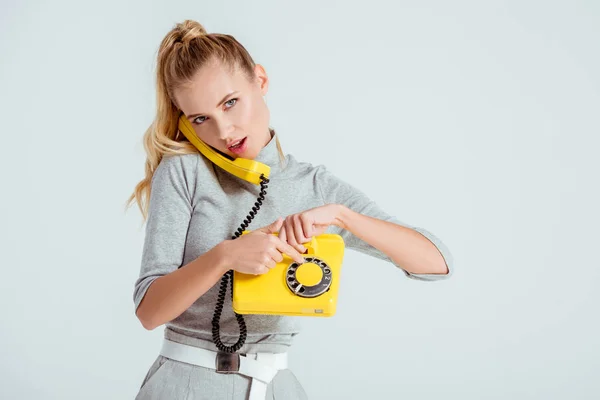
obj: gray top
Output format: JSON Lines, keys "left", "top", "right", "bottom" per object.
{"left": 133, "top": 132, "right": 453, "bottom": 354}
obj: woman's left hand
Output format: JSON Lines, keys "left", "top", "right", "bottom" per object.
{"left": 278, "top": 204, "right": 345, "bottom": 253}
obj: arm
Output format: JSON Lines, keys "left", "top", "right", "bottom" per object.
{"left": 136, "top": 245, "right": 228, "bottom": 330}
{"left": 335, "top": 204, "right": 449, "bottom": 275}
{"left": 133, "top": 154, "right": 224, "bottom": 330}
{"left": 315, "top": 165, "right": 453, "bottom": 281}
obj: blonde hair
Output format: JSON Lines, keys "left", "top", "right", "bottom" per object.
{"left": 126, "top": 20, "right": 284, "bottom": 220}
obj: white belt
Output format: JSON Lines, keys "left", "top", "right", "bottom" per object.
{"left": 159, "top": 339, "right": 288, "bottom": 400}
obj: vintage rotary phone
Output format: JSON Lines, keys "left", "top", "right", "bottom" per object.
{"left": 178, "top": 115, "right": 345, "bottom": 353}
{"left": 233, "top": 231, "right": 344, "bottom": 317}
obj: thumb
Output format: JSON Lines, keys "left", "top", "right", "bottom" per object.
{"left": 258, "top": 217, "right": 284, "bottom": 234}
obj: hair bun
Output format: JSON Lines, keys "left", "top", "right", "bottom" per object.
{"left": 175, "top": 20, "right": 207, "bottom": 44}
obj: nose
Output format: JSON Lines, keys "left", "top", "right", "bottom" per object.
{"left": 215, "top": 116, "right": 234, "bottom": 141}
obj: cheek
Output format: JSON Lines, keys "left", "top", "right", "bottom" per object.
{"left": 237, "top": 98, "right": 268, "bottom": 128}
{"left": 237, "top": 102, "right": 254, "bottom": 124}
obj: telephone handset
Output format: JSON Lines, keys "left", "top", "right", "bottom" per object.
{"left": 177, "top": 114, "right": 270, "bottom": 184}
{"left": 177, "top": 113, "right": 345, "bottom": 355}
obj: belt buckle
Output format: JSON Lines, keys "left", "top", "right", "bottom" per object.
{"left": 216, "top": 352, "right": 240, "bottom": 374}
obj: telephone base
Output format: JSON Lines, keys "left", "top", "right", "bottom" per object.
{"left": 232, "top": 233, "right": 345, "bottom": 317}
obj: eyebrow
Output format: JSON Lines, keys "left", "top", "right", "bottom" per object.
{"left": 185, "top": 91, "right": 240, "bottom": 120}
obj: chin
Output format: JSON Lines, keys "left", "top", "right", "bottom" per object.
{"left": 237, "top": 148, "right": 260, "bottom": 160}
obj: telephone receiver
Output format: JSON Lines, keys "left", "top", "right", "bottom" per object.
{"left": 177, "top": 114, "right": 270, "bottom": 184}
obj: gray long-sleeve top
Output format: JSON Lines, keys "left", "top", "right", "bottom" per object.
{"left": 133, "top": 132, "right": 453, "bottom": 354}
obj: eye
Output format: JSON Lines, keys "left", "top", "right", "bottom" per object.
{"left": 192, "top": 98, "right": 238, "bottom": 125}
{"left": 193, "top": 116, "right": 207, "bottom": 125}
{"left": 225, "top": 98, "right": 238, "bottom": 108}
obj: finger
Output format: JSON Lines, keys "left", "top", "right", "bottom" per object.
{"left": 312, "top": 224, "right": 328, "bottom": 236}
{"left": 291, "top": 215, "right": 308, "bottom": 252}
{"left": 284, "top": 218, "right": 303, "bottom": 252}
{"left": 293, "top": 214, "right": 310, "bottom": 244}
{"left": 268, "top": 247, "right": 284, "bottom": 264}
{"left": 279, "top": 225, "right": 287, "bottom": 243}
{"left": 254, "top": 265, "right": 269, "bottom": 275}
{"left": 271, "top": 217, "right": 284, "bottom": 233}
{"left": 265, "top": 257, "right": 276, "bottom": 269}
{"left": 261, "top": 254, "right": 277, "bottom": 270}
{"left": 273, "top": 236, "right": 305, "bottom": 264}
{"left": 299, "top": 214, "right": 314, "bottom": 240}
{"left": 258, "top": 217, "right": 284, "bottom": 234}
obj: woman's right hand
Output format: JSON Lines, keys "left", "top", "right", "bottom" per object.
{"left": 218, "top": 217, "right": 306, "bottom": 275}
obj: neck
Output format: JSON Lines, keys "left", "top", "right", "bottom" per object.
{"left": 252, "top": 129, "right": 286, "bottom": 176}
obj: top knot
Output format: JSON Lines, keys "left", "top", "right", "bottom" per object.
{"left": 174, "top": 20, "right": 207, "bottom": 44}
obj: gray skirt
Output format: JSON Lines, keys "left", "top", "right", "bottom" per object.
{"left": 135, "top": 355, "right": 308, "bottom": 399}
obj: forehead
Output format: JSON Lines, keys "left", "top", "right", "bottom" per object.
{"left": 174, "top": 61, "right": 252, "bottom": 112}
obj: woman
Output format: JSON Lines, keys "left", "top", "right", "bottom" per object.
{"left": 127, "top": 19, "right": 453, "bottom": 400}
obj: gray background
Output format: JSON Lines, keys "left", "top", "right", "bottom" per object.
{"left": 1, "top": 0, "right": 598, "bottom": 399}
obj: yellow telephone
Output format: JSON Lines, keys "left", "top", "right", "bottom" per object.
{"left": 233, "top": 231, "right": 345, "bottom": 317}
{"left": 177, "top": 114, "right": 345, "bottom": 352}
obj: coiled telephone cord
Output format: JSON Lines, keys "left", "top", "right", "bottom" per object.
{"left": 211, "top": 174, "right": 270, "bottom": 353}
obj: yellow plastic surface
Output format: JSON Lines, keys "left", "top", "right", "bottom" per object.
{"left": 295, "top": 263, "right": 323, "bottom": 286}
{"left": 232, "top": 232, "right": 345, "bottom": 317}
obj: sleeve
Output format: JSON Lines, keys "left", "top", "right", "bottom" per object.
{"left": 314, "top": 165, "right": 453, "bottom": 281}
{"left": 133, "top": 154, "right": 197, "bottom": 311}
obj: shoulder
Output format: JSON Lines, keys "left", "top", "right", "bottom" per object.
{"left": 155, "top": 152, "right": 200, "bottom": 174}
{"left": 151, "top": 152, "right": 202, "bottom": 196}
{"left": 154, "top": 151, "right": 226, "bottom": 195}
{"left": 153, "top": 152, "right": 201, "bottom": 182}
{"left": 284, "top": 155, "right": 344, "bottom": 200}
{"left": 286, "top": 154, "right": 371, "bottom": 202}
{"left": 284, "top": 154, "right": 330, "bottom": 180}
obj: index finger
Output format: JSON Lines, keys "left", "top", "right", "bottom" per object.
{"left": 274, "top": 236, "right": 305, "bottom": 264}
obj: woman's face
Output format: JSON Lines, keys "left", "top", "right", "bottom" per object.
{"left": 173, "top": 61, "right": 271, "bottom": 160}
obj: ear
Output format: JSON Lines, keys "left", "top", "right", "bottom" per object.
{"left": 253, "top": 64, "right": 269, "bottom": 96}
